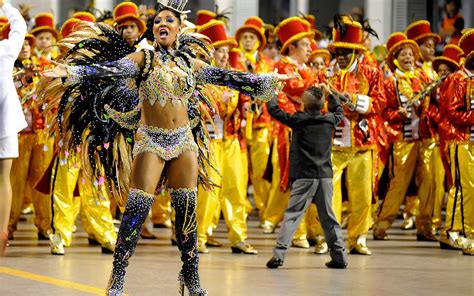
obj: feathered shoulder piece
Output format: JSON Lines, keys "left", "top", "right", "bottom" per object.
{"left": 37, "top": 22, "right": 138, "bottom": 207}
{"left": 176, "top": 28, "right": 213, "bottom": 61}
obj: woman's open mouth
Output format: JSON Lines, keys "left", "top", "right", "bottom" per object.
{"left": 159, "top": 28, "right": 169, "bottom": 40}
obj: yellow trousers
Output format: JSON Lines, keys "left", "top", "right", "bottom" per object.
{"left": 333, "top": 149, "right": 373, "bottom": 247}
{"left": 51, "top": 157, "right": 116, "bottom": 246}
{"left": 375, "top": 140, "right": 435, "bottom": 234}
{"left": 9, "top": 132, "right": 53, "bottom": 234}
{"left": 431, "top": 144, "right": 446, "bottom": 230}
{"left": 441, "top": 144, "right": 474, "bottom": 239}
{"left": 262, "top": 138, "right": 290, "bottom": 225}
{"left": 249, "top": 128, "right": 271, "bottom": 216}
{"left": 152, "top": 192, "right": 171, "bottom": 225}
{"left": 197, "top": 138, "right": 249, "bottom": 246}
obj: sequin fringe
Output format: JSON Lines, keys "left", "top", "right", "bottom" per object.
{"left": 132, "top": 124, "right": 198, "bottom": 161}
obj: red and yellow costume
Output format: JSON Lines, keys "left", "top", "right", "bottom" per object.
{"left": 31, "top": 13, "right": 60, "bottom": 69}
{"left": 328, "top": 17, "right": 385, "bottom": 254}
{"left": 8, "top": 33, "right": 53, "bottom": 239}
{"left": 438, "top": 30, "right": 474, "bottom": 255}
{"left": 407, "top": 20, "right": 445, "bottom": 232}
{"left": 261, "top": 17, "right": 318, "bottom": 237}
{"left": 373, "top": 33, "right": 436, "bottom": 240}
{"left": 195, "top": 21, "right": 254, "bottom": 251}
{"left": 433, "top": 44, "right": 464, "bottom": 231}
{"left": 234, "top": 17, "right": 274, "bottom": 218}
{"left": 42, "top": 18, "right": 116, "bottom": 254}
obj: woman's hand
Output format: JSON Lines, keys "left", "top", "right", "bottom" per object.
{"left": 41, "top": 61, "right": 68, "bottom": 78}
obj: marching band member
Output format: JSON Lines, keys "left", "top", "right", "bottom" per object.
{"left": 433, "top": 44, "right": 464, "bottom": 233}
{"left": 438, "top": 29, "right": 474, "bottom": 255}
{"left": 196, "top": 20, "right": 257, "bottom": 254}
{"left": 406, "top": 20, "right": 445, "bottom": 233}
{"left": 235, "top": 17, "right": 274, "bottom": 221}
{"left": 327, "top": 15, "right": 384, "bottom": 255}
{"left": 373, "top": 32, "right": 436, "bottom": 241}
{"left": 30, "top": 12, "right": 59, "bottom": 69}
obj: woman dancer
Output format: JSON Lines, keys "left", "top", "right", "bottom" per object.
{"left": 0, "top": 0, "right": 27, "bottom": 256}
{"left": 42, "top": 0, "right": 292, "bottom": 295}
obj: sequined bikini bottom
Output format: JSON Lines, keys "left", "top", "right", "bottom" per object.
{"left": 133, "top": 124, "right": 198, "bottom": 161}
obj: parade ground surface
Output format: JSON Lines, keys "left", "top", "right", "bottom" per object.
{"left": 0, "top": 216, "right": 472, "bottom": 296}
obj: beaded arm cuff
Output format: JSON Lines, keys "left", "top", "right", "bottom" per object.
{"left": 195, "top": 65, "right": 279, "bottom": 102}
{"left": 65, "top": 58, "right": 140, "bottom": 85}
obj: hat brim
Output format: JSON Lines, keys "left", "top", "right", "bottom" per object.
{"left": 414, "top": 33, "right": 441, "bottom": 45}
{"left": 235, "top": 25, "right": 266, "bottom": 51}
{"left": 31, "top": 26, "right": 58, "bottom": 38}
{"left": 328, "top": 41, "right": 366, "bottom": 52}
{"left": 280, "top": 31, "right": 315, "bottom": 54}
{"left": 310, "top": 49, "right": 331, "bottom": 61}
{"left": 212, "top": 39, "right": 238, "bottom": 50}
{"left": 387, "top": 39, "right": 420, "bottom": 71}
{"left": 432, "top": 56, "right": 460, "bottom": 73}
{"left": 115, "top": 15, "right": 146, "bottom": 34}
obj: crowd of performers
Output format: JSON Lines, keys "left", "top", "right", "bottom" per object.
{"left": 0, "top": 0, "right": 473, "bottom": 294}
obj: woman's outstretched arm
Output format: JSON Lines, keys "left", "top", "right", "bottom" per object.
{"left": 192, "top": 59, "right": 296, "bottom": 102}
{"left": 42, "top": 51, "right": 146, "bottom": 84}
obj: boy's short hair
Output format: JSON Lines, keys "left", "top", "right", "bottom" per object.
{"left": 303, "top": 86, "right": 325, "bottom": 111}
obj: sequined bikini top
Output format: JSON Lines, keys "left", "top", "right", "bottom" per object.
{"left": 139, "top": 49, "right": 195, "bottom": 107}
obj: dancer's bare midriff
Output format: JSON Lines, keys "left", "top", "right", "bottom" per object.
{"left": 141, "top": 99, "right": 189, "bottom": 129}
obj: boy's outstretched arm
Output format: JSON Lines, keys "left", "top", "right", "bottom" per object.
{"left": 266, "top": 94, "right": 299, "bottom": 128}
{"left": 327, "top": 93, "right": 344, "bottom": 126}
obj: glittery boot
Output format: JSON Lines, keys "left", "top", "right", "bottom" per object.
{"left": 106, "top": 188, "right": 155, "bottom": 296}
{"left": 170, "top": 187, "right": 208, "bottom": 296}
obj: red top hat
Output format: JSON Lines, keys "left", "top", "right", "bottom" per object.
{"left": 31, "top": 13, "right": 58, "bottom": 38}
{"left": 235, "top": 17, "right": 267, "bottom": 51}
{"left": 229, "top": 47, "right": 240, "bottom": 69}
{"left": 195, "top": 10, "right": 216, "bottom": 27}
{"left": 301, "top": 14, "right": 322, "bottom": 41}
{"left": 328, "top": 16, "right": 365, "bottom": 52}
{"left": 274, "top": 17, "right": 314, "bottom": 54}
{"left": 386, "top": 32, "right": 420, "bottom": 71}
{"left": 113, "top": 2, "right": 146, "bottom": 34}
{"left": 72, "top": 12, "right": 96, "bottom": 23}
{"left": 310, "top": 39, "right": 330, "bottom": 61}
{"left": 405, "top": 20, "right": 441, "bottom": 45}
{"left": 60, "top": 18, "right": 81, "bottom": 39}
{"left": 433, "top": 44, "right": 464, "bottom": 72}
{"left": 458, "top": 29, "right": 474, "bottom": 64}
{"left": 198, "top": 20, "right": 237, "bottom": 49}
